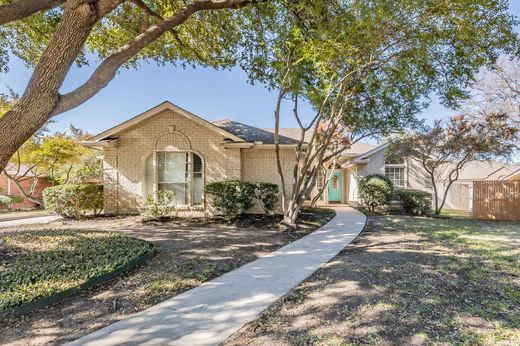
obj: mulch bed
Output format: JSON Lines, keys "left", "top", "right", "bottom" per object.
{"left": 0, "top": 208, "right": 335, "bottom": 346}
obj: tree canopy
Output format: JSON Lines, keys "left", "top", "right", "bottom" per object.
{"left": 0, "top": 0, "right": 519, "bottom": 174}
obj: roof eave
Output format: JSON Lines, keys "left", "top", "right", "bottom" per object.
{"left": 89, "top": 101, "right": 245, "bottom": 143}
{"left": 78, "top": 139, "right": 118, "bottom": 149}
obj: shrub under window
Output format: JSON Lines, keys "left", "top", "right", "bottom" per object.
{"left": 142, "top": 190, "right": 178, "bottom": 220}
{"left": 395, "top": 188, "right": 432, "bottom": 214}
{"left": 359, "top": 174, "right": 394, "bottom": 212}
{"left": 205, "top": 180, "right": 255, "bottom": 218}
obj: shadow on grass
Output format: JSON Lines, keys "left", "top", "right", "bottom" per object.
{"left": 225, "top": 216, "right": 520, "bottom": 346}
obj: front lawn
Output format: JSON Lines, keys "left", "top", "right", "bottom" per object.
{"left": 0, "top": 230, "right": 152, "bottom": 310}
{"left": 225, "top": 216, "right": 520, "bottom": 346}
{"left": 0, "top": 208, "right": 335, "bottom": 346}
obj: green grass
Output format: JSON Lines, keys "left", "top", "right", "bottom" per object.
{"left": 393, "top": 217, "right": 520, "bottom": 343}
{"left": 356, "top": 207, "right": 389, "bottom": 216}
{"left": 439, "top": 209, "right": 472, "bottom": 219}
{"left": 0, "top": 230, "right": 152, "bottom": 310}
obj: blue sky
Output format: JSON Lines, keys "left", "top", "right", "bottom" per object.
{"left": 1, "top": 1, "right": 519, "bottom": 141}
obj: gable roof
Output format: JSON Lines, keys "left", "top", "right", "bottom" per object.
{"left": 213, "top": 120, "right": 299, "bottom": 144}
{"left": 452, "top": 161, "right": 514, "bottom": 181}
{"left": 89, "top": 101, "right": 245, "bottom": 142}
{"left": 83, "top": 101, "right": 377, "bottom": 152}
{"left": 352, "top": 142, "right": 389, "bottom": 161}
{"left": 504, "top": 167, "right": 520, "bottom": 180}
{"left": 262, "top": 128, "right": 377, "bottom": 155}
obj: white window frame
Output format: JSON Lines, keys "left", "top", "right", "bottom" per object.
{"left": 144, "top": 151, "right": 205, "bottom": 207}
{"left": 384, "top": 162, "right": 407, "bottom": 188}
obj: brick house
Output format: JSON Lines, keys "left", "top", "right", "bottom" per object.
{"left": 0, "top": 167, "right": 52, "bottom": 210}
{"left": 80, "top": 101, "right": 514, "bottom": 214}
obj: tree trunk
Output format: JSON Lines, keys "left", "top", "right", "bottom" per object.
{"left": 0, "top": 0, "right": 105, "bottom": 172}
{"left": 283, "top": 200, "right": 301, "bottom": 227}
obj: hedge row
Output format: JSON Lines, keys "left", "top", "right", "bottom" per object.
{"left": 205, "top": 180, "right": 279, "bottom": 218}
{"left": 359, "top": 174, "right": 432, "bottom": 214}
{"left": 394, "top": 188, "right": 432, "bottom": 214}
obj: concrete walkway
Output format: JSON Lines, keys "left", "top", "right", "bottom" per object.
{"left": 0, "top": 215, "right": 60, "bottom": 228}
{"left": 70, "top": 207, "right": 366, "bottom": 346}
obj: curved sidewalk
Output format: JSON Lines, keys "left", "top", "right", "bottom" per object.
{"left": 70, "top": 207, "right": 366, "bottom": 346}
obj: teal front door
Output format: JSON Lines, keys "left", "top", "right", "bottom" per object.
{"left": 328, "top": 172, "right": 342, "bottom": 203}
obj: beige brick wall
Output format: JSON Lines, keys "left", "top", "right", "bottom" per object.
{"left": 102, "top": 110, "right": 241, "bottom": 214}
{"left": 241, "top": 149, "right": 294, "bottom": 189}
{"left": 241, "top": 148, "right": 295, "bottom": 213}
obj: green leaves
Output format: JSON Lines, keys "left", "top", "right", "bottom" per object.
{"left": 0, "top": 229, "right": 152, "bottom": 310}
{"left": 43, "top": 184, "right": 104, "bottom": 219}
{"left": 359, "top": 174, "right": 394, "bottom": 212}
{"left": 205, "top": 180, "right": 255, "bottom": 218}
{"left": 240, "top": 0, "right": 519, "bottom": 138}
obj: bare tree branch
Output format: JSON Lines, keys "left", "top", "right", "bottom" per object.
{"left": 129, "top": 0, "right": 163, "bottom": 19}
{"left": 52, "top": 0, "right": 260, "bottom": 116}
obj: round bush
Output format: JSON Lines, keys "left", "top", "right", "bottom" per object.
{"left": 0, "top": 194, "right": 24, "bottom": 209}
{"left": 43, "top": 184, "right": 103, "bottom": 219}
{"left": 359, "top": 174, "right": 394, "bottom": 212}
{"left": 205, "top": 180, "right": 255, "bottom": 218}
{"left": 253, "top": 182, "right": 279, "bottom": 214}
{"left": 395, "top": 188, "right": 432, "bottom": 214}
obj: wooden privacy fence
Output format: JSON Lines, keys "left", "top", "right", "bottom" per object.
{"left": 473, "top": 180, "right": 520, "bottom": 221}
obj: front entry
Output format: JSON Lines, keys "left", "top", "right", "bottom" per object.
{"left": 328, "top": 171, "right": 342, "bottom": 203}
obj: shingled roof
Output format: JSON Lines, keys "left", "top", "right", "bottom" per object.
{"left": 262, "top": 128, "right": 377, "bottom": 155}
{"left": 212, "top": 119, "right": 300, "bottom": 144}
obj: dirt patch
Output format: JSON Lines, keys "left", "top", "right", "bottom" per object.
{"left": 224, "top": 216, "right": 520, "bottom": 346}
{"left": 0, "top": 208, "right": 335, "bottom": 346}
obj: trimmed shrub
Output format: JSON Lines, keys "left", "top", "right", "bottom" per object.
{"left": 359, "top": 174, "right": 394, "bottom": 212}
{"left": 0, "top": 195, "right": 12, "bottom": 208}
{"left": 142, "top": 190, "right": 177, "bottom": 220}
{"left": 395, "top": 188, "right": 432, "bottom": 214}
{"left": 0, "top": 195, "right": 24, "bottom": 210}
{"left": 205, "top": 180, "right": 255, "bottom": 218}
{"left": 43, "top": 184, "right": 103, "bottom": 219}
{"left": 254, "top": 182, "right": 279, "bottom": 214}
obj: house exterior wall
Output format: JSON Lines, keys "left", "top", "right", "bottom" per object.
{"left": 102, "top": 109, "right": 241, "bottom": 215}
{"left": 0, "top": 174, "right": 51, "bottom": 210}
{"left": 357, "top": 149, "right": 386, "bottom": 177}
{"left": 241, "top": 149, "right": 295, "bottom": 191}
{"left": 353, "top": 147, "right": 432, "bottom": 204}
{"left": 241, "top": 148, "right": 296, "bottom": 212}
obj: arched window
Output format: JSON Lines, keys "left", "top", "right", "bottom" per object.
{"left": 144, "top": 152, "right": 204, "bottom": 206}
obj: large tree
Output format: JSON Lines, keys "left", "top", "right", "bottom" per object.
{"left": 242, "top": 1, "right": 519, "bottom": 225}
{"left": 462, "top": 57, "right": 520, "bottom": 148}
{"left": 0, "top": 0, "right": 271, "bottom": 171}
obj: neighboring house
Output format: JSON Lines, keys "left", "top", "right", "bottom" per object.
{"left": 347, "top": 144, "right": 520, "bottom": 211}
{"left": 79, "top": 101, "right": 516, "bottom": 214}
{"left": 434, "top": 161, "right": 520, "bottom": 211}
{"left": 503, "top": 167, "right": 520, "bottom": 181}
{"left": 0, "top": 165, "right": 52, "bottom": 210}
